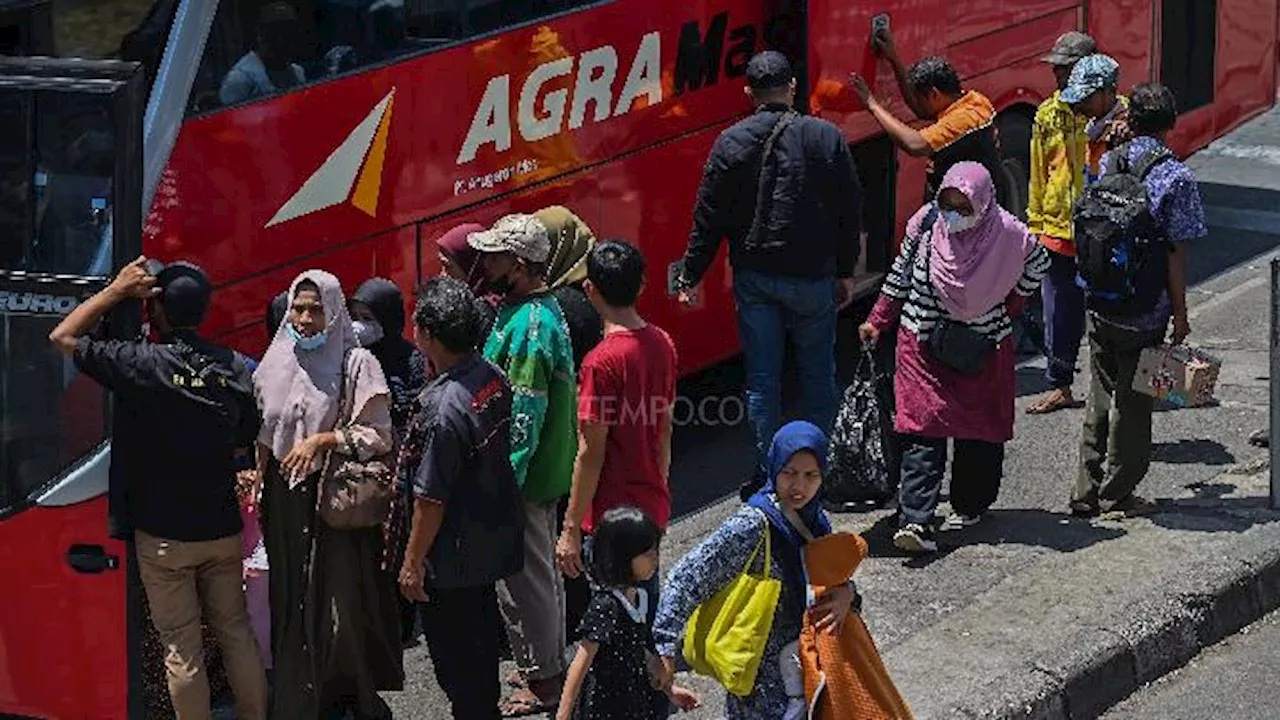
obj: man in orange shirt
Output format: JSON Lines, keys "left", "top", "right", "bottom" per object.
{"left": 849, "top": 28, "right": 1003, "bottom": 206}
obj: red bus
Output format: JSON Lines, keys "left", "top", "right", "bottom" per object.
{"left": 1, "top": 0, "right": 1276, "bottom": 717}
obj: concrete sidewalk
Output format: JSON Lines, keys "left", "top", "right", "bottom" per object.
{"left": 657, "top": 107, "right": 1280, "bottom": 719}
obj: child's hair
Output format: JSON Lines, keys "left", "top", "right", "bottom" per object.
{"left": 590, "top": 506, "right": 662, "bottom": 587}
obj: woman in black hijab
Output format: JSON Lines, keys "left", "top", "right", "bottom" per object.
{"left": 350, "top": 278, "right": 429, "bottom": 648}
{"left": 349, "top": 278, "right": 428, "bottom": 438}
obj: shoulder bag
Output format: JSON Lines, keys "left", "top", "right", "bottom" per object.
{"left": 918, "top": 210, "right": 997, "bottom": 375}
{"left": 317, "top": 349, "right": 396, "bottom": 530}
{"left": 682, "top": 509, "right": 783, "bottom": 697}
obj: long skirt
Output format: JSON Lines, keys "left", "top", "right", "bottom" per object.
{"left": 262, "top": 462, "right": 403, "bottom": 719}
{"left": 893, "top": 328, "right": 1017, "bottom": 444}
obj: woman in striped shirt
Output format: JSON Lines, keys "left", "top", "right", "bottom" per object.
{"left": 860, "top": 162, "right": 1050, "bottom": 554}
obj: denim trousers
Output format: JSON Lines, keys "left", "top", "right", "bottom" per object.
{"left": 1042, "top": 249, "right": 1087, "bottom": 389}
{"left": 733, "top": 269, "right": 839, "bottom": 476}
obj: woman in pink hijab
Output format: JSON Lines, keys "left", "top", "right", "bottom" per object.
{"left": 860, "top": 162, "right": 1050, "bottom": 556}
{"left": 252, "top": 270, "right": 403, "bottom": 718}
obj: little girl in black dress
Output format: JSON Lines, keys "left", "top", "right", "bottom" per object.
{"left": 557, "top": 507, "right": 700, "bottom": 719}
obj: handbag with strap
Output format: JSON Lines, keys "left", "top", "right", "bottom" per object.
{"left": 317, "top": 349, "right": 396, "bottom": 530}
{"left": 913, "top": 208, "right": 997, "bottom": 375}
{"left": 682, "top": 509, "right": 783, "bottom": 697}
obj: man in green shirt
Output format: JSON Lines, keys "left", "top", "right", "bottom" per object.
{"left": 468, "top": 213, "right": 577, "bottom": 714}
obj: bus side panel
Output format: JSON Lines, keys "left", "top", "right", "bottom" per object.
{"left": 0, "top": 498, "right": 127, "bottom": 720}
{"left": 1211, "top": 0, "right": 1278, "bottom": 139}
{"left": 1087, "top": 0, "right": 1155, "bottom": 90}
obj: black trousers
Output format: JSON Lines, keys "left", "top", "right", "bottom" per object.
{"left": 421, "top": 584, "right": 502, "bottom": 720}
{"left": 899, "top": 435, "right": 1005, "bottom": 528}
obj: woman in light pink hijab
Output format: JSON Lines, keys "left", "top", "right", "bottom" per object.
{"left": 860, "top": 162, "right": 1050, "bottom": 556}
{"left": 252, "top": 269, "right": 404, "bottom": 719}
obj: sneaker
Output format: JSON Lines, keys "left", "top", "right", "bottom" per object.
{"left": 1249, "top": 428, "right": 1270, "bottom": 448}
{"left": 940, "top": 512, "right": 982, "bottom": 531}
{"left": 1101, "top": 495, "right": 1157, "bottom": 520}
{"left": 1070, "top": 501, "right": 1100, "bottom": 519}
{"left": 893, "top": 524, "right": 937, "bottom": 554}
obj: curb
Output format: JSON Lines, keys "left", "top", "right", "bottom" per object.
{"left": 983, "top": 525, "right": 1280, "bottom": 720}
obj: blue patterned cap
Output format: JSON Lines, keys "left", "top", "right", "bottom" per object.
{"left": 1060, "top": 54, "right": 1120, "bottom": 104}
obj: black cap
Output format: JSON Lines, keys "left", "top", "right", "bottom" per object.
{"left": 746, "top": 51, "right": 793, "bottom": 90}
{"left": 151, "top": 260, "right": 212, "bottom": 328}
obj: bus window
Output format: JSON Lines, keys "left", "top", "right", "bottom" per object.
{"left": 1160, "top": 0, "right": 1216, "bottom": 113}
{"left": 0, "top": 86, "right": 113, "bottom": 513}
{"left": 188, "top": 0, "right": 602, "bottom": 116}
{"left": 0, "top": 2, "right": 177, "bottom": 86}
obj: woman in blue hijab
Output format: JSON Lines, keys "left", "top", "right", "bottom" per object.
{"left": 653, "top": 422, "right": 858, "bottom": 719}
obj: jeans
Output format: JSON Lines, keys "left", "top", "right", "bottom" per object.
{"left": 899, "top": 436, "right": 1005, "bottom": 528}
{"left": 1075, "top": 316, "right": 1167, "bottom": 510}
{"left": 734, "top": 269, "right": 839, "bottom": 476}
{"left": 421, "top": 585, "right": 503, "bottom": 720}
{"left": 1042, "top": 249, "right": 1086, "bottom": 389}
{"left": 135, "top": 531, "right": 268, "bottom": 720}
{"left": 498, "top": 500, "right": 567, "bottom": 681}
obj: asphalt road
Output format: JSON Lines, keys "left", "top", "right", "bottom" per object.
{"left": 383, "top": 106, "right": 1280, "bottom": 718}
{"left": 1102, "top": 609, "right": 1280, "bottom": 720}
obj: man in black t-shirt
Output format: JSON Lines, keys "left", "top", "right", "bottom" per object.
{"left": 398, "top": 276, "right": 522, "bottom": 720}
{"left": 49, "top": 256, "right": 268, "bottom": 720}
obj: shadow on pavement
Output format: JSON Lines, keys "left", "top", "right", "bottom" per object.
{"left": 1152, "top": 439, "right": 1237, "bottom": 466}
{"left": 857, "top": 509, "right": 1127, "bottom": 566}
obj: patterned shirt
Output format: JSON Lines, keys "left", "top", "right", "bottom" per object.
{"left": 653, "top": 508, "right": 802, "bottom": 719}
{"left": 483, "top": 291, "right": 578, "bottom": 503}
{"left": 1093, "top": 135, "right": 1207, "bottom": 331}
{"left": 881, "top": 206, "right": 1051, "bottom": 343}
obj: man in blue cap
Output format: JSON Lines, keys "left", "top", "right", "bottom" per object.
{"left": 49, "top": 256, "right": 268, "bottom": 720}
{"left": 1060, "top": 54, "right": 1132, "bottom": 185}
{"left": 673, "top": 50, "right": 863, "bottom": 501}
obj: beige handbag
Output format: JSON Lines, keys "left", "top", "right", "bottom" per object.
{"left": 317, "top": 350, "right": 395, "bottom": 530}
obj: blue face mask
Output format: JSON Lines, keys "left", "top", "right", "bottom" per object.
{"left": 287, "top": 323, "right": 328, "bottom": 351}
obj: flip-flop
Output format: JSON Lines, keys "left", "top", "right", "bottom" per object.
{"left": 505, "top": 669, "right": 528, "bottom": 689}
{"left": 1025, "top": 390, "right": 1084, "bottom": 415}
{"left": 499, "top": 689, "right": 556, "bottom": 718}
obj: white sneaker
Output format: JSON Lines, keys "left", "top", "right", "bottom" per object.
{"left": 893, "top": 524, "right": 938, "bottom": 554}
{"left": 940, "top": 512, "right": 983, "bottom": 531}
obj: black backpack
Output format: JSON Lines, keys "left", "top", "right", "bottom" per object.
{"left": 1074, "top": 142, "right": 1173, "bottom": 315}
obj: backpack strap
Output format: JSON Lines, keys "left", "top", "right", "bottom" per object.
{"left": 1133, "top": 144, "right": 1175, "bottom": 180}
{"left": 745, "top": 109, "right": 800, "bottom": 246}
{"left": 901, "top": 205, "right": 939, "bottom": 273}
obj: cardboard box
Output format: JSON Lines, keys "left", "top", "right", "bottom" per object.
{"left": 1132, "top": 344, "right": 1222, "bottom": 408}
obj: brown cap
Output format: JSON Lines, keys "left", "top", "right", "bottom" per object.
{"left": 1042, "top": 31, "right": 1098, "bottom": 66}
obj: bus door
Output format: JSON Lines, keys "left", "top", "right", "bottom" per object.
{"left": 0, "top": 59, "right": 146, "bottom": 720}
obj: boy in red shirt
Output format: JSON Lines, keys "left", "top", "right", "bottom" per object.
{"left": 556, "top": 240, "right": 677, "bottom": 603}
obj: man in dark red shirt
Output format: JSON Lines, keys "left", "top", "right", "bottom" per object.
{"left": 555, "top": 240, "right": 677, "bottom": 594}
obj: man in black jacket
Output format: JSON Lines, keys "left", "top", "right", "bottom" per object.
{"left": 49, "top": 257, "right": 267, "bottom": 720}
{"left": 674, "top": 51, "right": 862, "bottom": 498}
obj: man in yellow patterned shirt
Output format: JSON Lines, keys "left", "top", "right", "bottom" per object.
{"left": 1026, "top": 32, "right": 1097, "bottom": 415}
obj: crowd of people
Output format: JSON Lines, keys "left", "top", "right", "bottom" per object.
{"left": 46, "top": 24, "right": 1205, "bottom": 720}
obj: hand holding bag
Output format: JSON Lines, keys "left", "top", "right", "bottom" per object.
{"left": 318, "top": 350, "right": 395, "bottom": 530}
{"left": 682, "top": 509, "right": 783, "bottom": 697}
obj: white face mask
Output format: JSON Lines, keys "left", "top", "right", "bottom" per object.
{"left": 352, "top": 319, "right": 384, "bottom": 347}
{"left": 941, "top": 209, "right": 982, "bottom": 234}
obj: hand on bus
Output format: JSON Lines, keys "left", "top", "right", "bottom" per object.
{"left": 676, "top": 285, "right": 700, "bottom": 308}
{"left": 858, "top": 322, "right": 880, "bottom": 348}
{"left": 836, "top": 277, "right": 856, "bottom": 311}
{"left": 108, "top": 256, "right": 160, "bottom": 300}
{"left": 872, "top": 26, "right": 898, "bottom": 58}
{"left": 847, "top": 73, "right": 874, "bottom": 106}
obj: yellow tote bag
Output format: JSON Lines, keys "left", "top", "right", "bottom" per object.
{"left": 682, "top": 510, "right": 782, "bottom": 697}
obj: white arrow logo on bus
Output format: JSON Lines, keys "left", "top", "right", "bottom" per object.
{"left": 266, "top": 88, "right": 396, "bottom": 228}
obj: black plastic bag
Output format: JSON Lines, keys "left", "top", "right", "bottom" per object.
{"left": 826, "top": 347, "right": 897, "bottom": 510}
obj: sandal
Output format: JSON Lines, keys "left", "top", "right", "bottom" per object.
{"left": 499, "top": 688, "right": 556, "bottom": 718}
{"left": 1026, "top": 388, "right": 1083, "bottom": 415}
{"left": 505, "top": 669, "right": 528, "bottom": 689}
